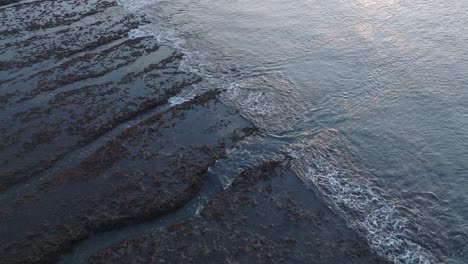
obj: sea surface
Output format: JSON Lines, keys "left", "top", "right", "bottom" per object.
{"left": 118, "top": 0, "right": 468, "bottom": 263}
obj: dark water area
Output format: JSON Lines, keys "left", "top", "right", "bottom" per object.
{"left": 1, "top": 0, "right": 467, "bottom": 263}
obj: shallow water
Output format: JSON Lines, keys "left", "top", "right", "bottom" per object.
{"left": 118, "top": 0, "right": 468, "bottom": 263}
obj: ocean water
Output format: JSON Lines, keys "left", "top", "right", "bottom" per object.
{"left": 117, "top": 0, "right": 468, "bottom": 263}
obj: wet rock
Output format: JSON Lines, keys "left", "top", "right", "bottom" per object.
{"left": 0, "top": 1, "right": 175, "bottom": 192}
{"left": 0, "top": 27, "right": 201, "bottom": 191}
{"left": 0, "top": 47, "right": 199, "bottom": 191}
{"left": 0, "top": 2, "right": 257, "bottom": 263}
{"left": 0, "top": 0, "right": 20, "bottom": 7}
{"left": 87, "top": 161, "right": 390, "bottom": 264}
{"left": 0, "top": 90, "right": 254, "bottom": 264}
{"left": 0, "top": 8, "right": 146, "bottom": 72}
{"left": 0, "top": 0, "right": 116, "bottom": 38}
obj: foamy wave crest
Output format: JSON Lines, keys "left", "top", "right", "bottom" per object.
{"left": 288, "top": 129, "right": 437, "bottom": 264}
{"left": 120, "top": 0, "right": 210, "bottom": 78}
{"left": 128, "top": 25, "right": 215, "bottom": 104}
{"left": 128, "top": 25, "right": 215, "bottom": 79}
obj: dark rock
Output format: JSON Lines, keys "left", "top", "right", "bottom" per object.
{"left": 0, "top": 91, "right": 253, "bottom": 264}
{"left": 87, "top": 161, "right": 390, "bottom": 264}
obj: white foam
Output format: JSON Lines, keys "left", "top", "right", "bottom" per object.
{"left": 288, "top": 130, "right": 437, "bottom": 264}
{"left": 120, "top": 0, "right": 200, "bottom": 75}
{"left": 128, "top": 28, "right": 150, "bottom": 39}
{"left": 127, "top": 24, "right": 213, "bottom": 81}
{"left": 194, "top": 196, "right": 208, "bottom": 215}
{"left": 168, "top": 96, "right": 187, "bottom": 106}
{"left": 221, "top": 75, "right": 304, "bottom": 133}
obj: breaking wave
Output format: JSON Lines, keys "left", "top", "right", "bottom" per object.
{"left": 287, "top": 129, "right": 437, "bottom": 264}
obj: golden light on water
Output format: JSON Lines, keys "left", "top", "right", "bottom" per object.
{"left": 342, "top": 0, "right": 413, "bottom": 118}
{"left": 350, "top": 0, "right": 411, "bottom": 52}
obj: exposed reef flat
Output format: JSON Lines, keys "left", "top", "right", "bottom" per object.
{"left": 0, "top": 90, "right": 254, "bottom": 264}
{"left": 87, "top": 161, "right": 389, "bottom": 264}
{"left": 0, "top": 1, "right": 386, "bottom": 264}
